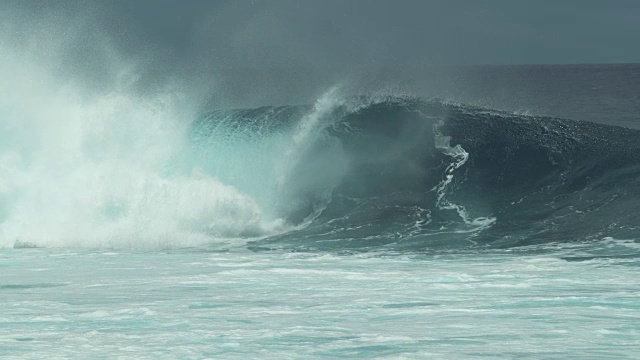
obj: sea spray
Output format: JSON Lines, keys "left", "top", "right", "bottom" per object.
{"left": 0, "top": 41, "right": 283, "bottom": 249}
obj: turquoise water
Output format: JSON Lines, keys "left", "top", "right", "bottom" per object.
{"left": 2, "top": 246, "right": 639, "bottom": 359}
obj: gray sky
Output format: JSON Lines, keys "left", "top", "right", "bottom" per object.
{"left": 2, "top": 0, "right": 639, "bottom": 106}
{"left": 6, "top": 0, "right": 640, "bottom": 66}
{"left": 106, "top": 0, "right": 640, "bottom": 66}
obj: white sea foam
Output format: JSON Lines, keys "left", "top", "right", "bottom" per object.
{"left": 0, "top": 27, "right": 286, "bottom": 249}
{"left": 2, "top": 250, "right": 638, "bottom": 358}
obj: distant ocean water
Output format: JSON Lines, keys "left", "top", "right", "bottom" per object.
{"left": 1, "top": 64, "right": 640, "bottom": 358}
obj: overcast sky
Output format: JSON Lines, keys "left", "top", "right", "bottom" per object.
{"left": 2, "top": 0, "right": 639, "bottom": 106}
{"left": 110, "top": 0, "right": 640, "bottom": 66}
{"left": 6, "top": 0, "right": 640, "bottom": 67}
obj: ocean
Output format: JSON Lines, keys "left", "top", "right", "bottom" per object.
{"left": 1, "top": 64, "right": 640, "bottom": 358}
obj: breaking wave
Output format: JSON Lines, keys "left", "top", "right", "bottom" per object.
{"left": 2, "top": 76, "right": 640, "bottom": 251}
{"left": 194, "top": 95, "right": 640, "bottom": 251}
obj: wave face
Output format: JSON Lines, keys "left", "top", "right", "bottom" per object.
{"left": 193, "top": 96, "right": 640, "bottom": 252}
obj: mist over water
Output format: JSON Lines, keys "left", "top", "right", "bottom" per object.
{"left": 0, "top": 17, "right": 357, "bottom": 249}
{"left": 0, "top": 16, "right": 284, "bottom": 248}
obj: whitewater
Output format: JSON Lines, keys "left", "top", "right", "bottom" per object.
{"left": 2, "top": 17, "right": 640, "bottom": 360}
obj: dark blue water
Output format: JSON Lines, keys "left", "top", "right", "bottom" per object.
{"left": 194, "top": 64, "right": 640, "bottom": 254}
